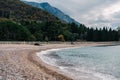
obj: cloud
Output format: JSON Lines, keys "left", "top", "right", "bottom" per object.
{"left": 23, "top": 0, "right": 120, "bottom": 28}
{"left": 113, "top": 11, "right": 120, "bottom": 20}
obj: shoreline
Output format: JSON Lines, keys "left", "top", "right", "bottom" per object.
{"left": 28, "top": 44, "right": 79, "bottom": 80}
{"left": 0, "top": 42, "right": 119, "bottom": 80}
{"left": 29, "top": 42, "right": 109, "bottom": 80}
{"left": 29, "top": 51, "right": 73, "bottom": 80}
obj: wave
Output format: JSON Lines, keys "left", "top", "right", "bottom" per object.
{"left": 36, "top": 48, "right": 64, "bottom": 67}
{"left": 59, "top": 66, "right": 118, "bottom": 80}
{"left": 36, "top": 47, "right": 118, "bottom": 80}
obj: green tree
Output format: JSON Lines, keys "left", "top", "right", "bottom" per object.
{"left": 63, "top": 30, "right": 73, "bottom": 41}
{"left": 0, "top": 21, "right": 34, "bottom": 41}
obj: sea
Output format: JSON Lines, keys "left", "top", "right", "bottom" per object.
{"left": 37, "top": 45, "right": 120, "bottom": 80}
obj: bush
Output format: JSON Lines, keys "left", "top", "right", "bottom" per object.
{"left": 0, "top": 21, "right": 34, "bottom": 41}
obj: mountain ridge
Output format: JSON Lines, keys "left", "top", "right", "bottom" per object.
{"left": 23, "top": 1, "right": 80, "bottom": 25}
{"left": 0, "top": 0, "right": 60, "bottom": 23}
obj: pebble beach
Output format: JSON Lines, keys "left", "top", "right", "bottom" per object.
{"left": 0, "top": 42, "right": 115, "bottom": 80}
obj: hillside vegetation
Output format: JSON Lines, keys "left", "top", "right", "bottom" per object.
{"left": 0, "top": 20, "right": 34, "bottom": 41}
{"left": 0, "top": 0, "right": 119, "bottom": 41}
{"left": 24, "top": 2, "right": 80, "bottom": 25}
{"left": 0, "top": 0, "right": 59, "bottom": 22}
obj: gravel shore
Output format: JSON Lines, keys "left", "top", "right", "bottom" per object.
{"left": 0, "top": 42, "right": 112, "bottom": 80}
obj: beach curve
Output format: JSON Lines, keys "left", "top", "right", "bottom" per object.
{"left": 0, "top": 42, "right": 113, "bottom": 80}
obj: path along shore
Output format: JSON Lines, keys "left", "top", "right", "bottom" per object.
{"left": 0, "top": 42, "right": 118, "bottom": 80}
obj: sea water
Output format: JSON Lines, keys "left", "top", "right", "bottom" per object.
{"left": 37, "top": 45, "right": 120, "bottom": 80}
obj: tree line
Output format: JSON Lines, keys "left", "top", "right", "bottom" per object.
{"left": 87, "top": 27, "right": 119, "bottom": 41}
{"left": 0, "top": 19, "right": 119, "bottom": 41}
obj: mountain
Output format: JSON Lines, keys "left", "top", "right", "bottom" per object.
{"left": 0, "top": 0, "right": 59, "bottom": 22}
{"left": 23, "top": 1, "right": 80, "bottom": 25}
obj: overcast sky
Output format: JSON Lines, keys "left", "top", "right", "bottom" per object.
{"left": 24, "top": 0, "right": 120, "bottom": 28}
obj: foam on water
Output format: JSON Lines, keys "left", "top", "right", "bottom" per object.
{"left": 36, "top": 49, "right": 61, "bottom": 66}
{"left": 58, "top": 66, "right": 118, "bottom": 80}
{"left": 37, "top": 46, "right": 120, "bottom": 80}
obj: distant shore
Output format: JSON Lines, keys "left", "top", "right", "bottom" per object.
{"left": 0, "top": 42, "right": 119, "bottom": 80}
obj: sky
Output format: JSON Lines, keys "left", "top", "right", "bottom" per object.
{"left": 24, "top": 0, "right": 120, "bottom": 29}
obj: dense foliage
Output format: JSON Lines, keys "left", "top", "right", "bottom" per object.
{"left": 0, "top": 20, "right": 34, "bottom": 41}
{"left": 0, "top": 0, "right": 119, "bottom": 41}
{"left": 0, "top": 0, "right": 59, "bottom": 23}
{"left": 87, "top": 27, "right": 119, "bottom": 41}
{"left": 0, "top": 19, "right": 119, "bottom": 41}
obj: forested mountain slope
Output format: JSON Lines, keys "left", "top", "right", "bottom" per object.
{"left": 0, "top": 0, "right": 59, "bottom": 22}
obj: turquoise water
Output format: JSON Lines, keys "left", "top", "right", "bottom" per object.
{"left": 38, "top": 45, "right": 120, "bottom": 80}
